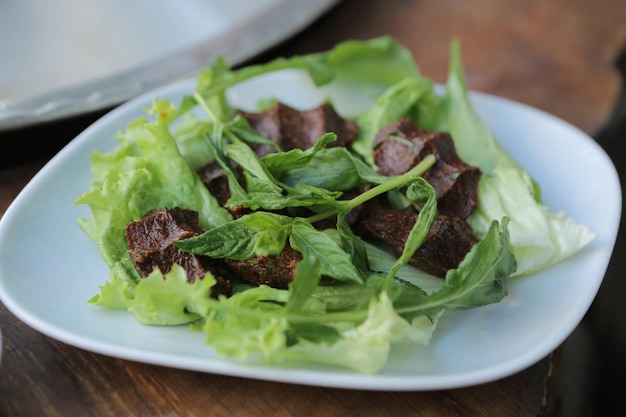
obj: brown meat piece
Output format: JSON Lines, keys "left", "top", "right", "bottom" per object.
{"left": 198, "top": 101, "right": 358, "bottom": 217}
{"left": 221, "top": 245, "right": 302, "bottom": 289}
{"left": 125, "top": 207, "right": 232, "bottom": 298}
{"left": 197, "top": 161, "right": 248, "bottom": 218}
{"left": 372, "top": 118, "right": 481, "bottom": 219}
{"left": 238, "top": 102, "right": 359, "bottom": 156}
{"left": 354, "top": 202, "right": 479, "bottom": 278}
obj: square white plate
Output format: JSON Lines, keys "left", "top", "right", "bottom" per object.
{"left": 0, "top": 71, "right": 620, "bottom": 390}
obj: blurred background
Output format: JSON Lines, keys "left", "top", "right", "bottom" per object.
{"left": 1, "top": 1, "right": 625, "bottom": 416}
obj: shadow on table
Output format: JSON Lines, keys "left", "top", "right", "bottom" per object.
{"left": 561, "top": 41, "right": 626, "bottom": 417}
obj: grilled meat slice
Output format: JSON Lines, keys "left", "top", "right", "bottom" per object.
{"left": 198, "top": 101, "right": 358, "bottom": 216}
{"left": 354, "top": 202, "right": 479, "bottom": 278}
{"left": 373, "top": 118, "right": 481, "bottom": 219}
{"left": 238, "top": 101, "right": 359, "bottom": 156}
{"left": 125, "top": 207, "right": 232, "bottom": 298}
{"left": 197, "top": 160, "right": 249, "bottom": 218}
{"left": 221, "top": 245, "right": 302, "bottom": 289}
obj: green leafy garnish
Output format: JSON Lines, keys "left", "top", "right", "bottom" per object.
{"left": 75, "top": 36, "right": 594, "bottom": 374}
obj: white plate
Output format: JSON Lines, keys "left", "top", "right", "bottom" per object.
{"left": 0, "top": 72, "right": 621, "bottom": 391}
{"left": 0, "top": 0, "right": 340, "bottom": 131}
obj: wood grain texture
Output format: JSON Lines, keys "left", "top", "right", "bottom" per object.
{"left": 0, "top": 303, "right": 552, "bottom": 417}
{"left": 266, "top": 0, "right": 626, "bottom": 136}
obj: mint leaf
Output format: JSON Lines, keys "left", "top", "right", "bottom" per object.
{"left": 177, "top": 212, "right": 293, "bottom": 259}
{"left": 396, "top": 218, "right": 516, "bottom": 318}
{"left": 290, "top": 218, "right": 363, "bottom": 283}
{"left": 261, "top": 132, "right": 338, "bottom": 173}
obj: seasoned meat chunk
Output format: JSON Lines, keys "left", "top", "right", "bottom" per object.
{"left": 238, "top": 102, "right": 359, "bottom": 155}
{"left": 221, "top": 245, "right": 302, "bottom": 289}
{"left": 354, "top": 202, "right": 479, "bottom": 278}
{"left": 373, "top": 118, "right": 481, "bottom": 219}
{"left": 197, "top": 161, "right": 248, "bottom": 218}
{"left": 125, "top": 207, "right": 232, "bottom": 298}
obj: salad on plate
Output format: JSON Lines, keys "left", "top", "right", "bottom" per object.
{"left": 74, "top": 36, "right": 595, "bottom": 374}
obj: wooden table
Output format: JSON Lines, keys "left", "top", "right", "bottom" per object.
{"left": 2, "top": 1, "right": 625, "bottom": 416}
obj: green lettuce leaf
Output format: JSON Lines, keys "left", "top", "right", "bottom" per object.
{"left": 435, "top": 40, "right": 596, "bottom": 276}
{"left": 351, "top": 38, "right": 596, "bottom": 276}
{"left": 75, "top": 100, "right": 233, "bottom": 288}
{"left": 284, "top": 292, "right": 435, "bottom": 374}
{"left": 75, "top": 36, "right": 592, "bottom": 374}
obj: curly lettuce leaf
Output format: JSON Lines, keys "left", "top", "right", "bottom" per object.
{"left": 194, "top": 35, "right": 420, "bottom": 105}
{"left": 435, "top": 40, "right": 596, "bottom": 275}
{"left": 75, "top": 100, "right": 233, "bottom": 287}
{"left": 284, "top": 292, "right": 435, "bottom": 374}
{"left": 76, "top": 36, "right": 585, "bottom": 374}
{"left": 90, "top": 264, "right": 217, "bottom": 325}
{"left": 352, "top": 39, "right": 595, "bottom": 276}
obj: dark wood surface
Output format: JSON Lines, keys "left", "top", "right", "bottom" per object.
{"left": 2, "top": 1, "right": 626, "bottom": 416}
